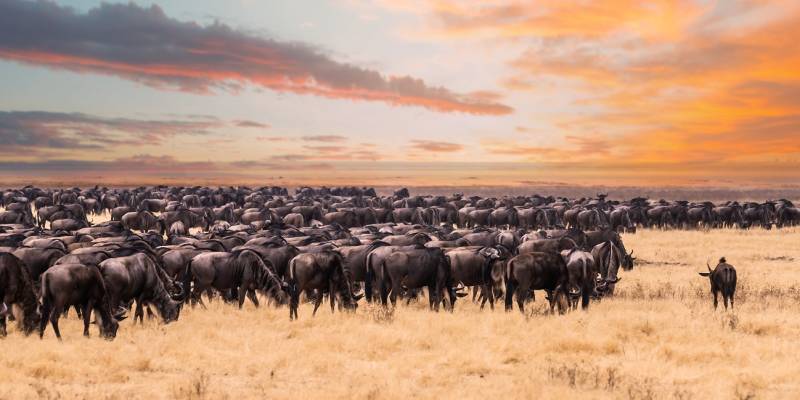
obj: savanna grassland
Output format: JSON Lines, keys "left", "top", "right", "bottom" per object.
{"left": 2, "top": 229, "right": 800, "bottom": 399}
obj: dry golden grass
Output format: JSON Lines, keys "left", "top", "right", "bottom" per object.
{"left": 3, "top": 229, "right": 800, "bottom": 399}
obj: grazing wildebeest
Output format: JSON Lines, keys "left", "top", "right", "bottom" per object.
{"left": 380, "top": 247, "right": 458, "bottom": 311}
{"left": 560, "top": 249, "right": 596, "bottom": 310}
{"left": 699, "top": 257, "right": 737, "bottom": 310}
{"left": 591, "top": 241, "right": 632, "bottom": 295}
{"left": 287, "top": 251, "right": 361, "bottom": 320}
{"left": 446, "top": 246, "right": 503, "bottom": 310}
{"left": 0, "top": 253, "right": 40, "bottom": 336}
{"left": 364, "top": 244, "right": 423, "bottom": 302}
{"left": 504, "top": 252, "right": 567, "bottom": 314}
{"left": 186, "top": 249, "right": 286, "bottom": 309}
{"left": 39, "top": 263, "right": 126, "bottom": 340}
{"left": 99, "top": 253, "right": 186, "bottom": 324}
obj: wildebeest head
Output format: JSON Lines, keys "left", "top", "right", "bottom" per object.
{"left": 560, "top": 249, "right": 584, "bottom": 299}
{"left": 98, "top": 308, "right": 127, "bottom": 340}
{"left": 622, "top": 250, "right": 635, "bottom": 271}
{"left": 699, "top": 257, "right": 727, "bottom": 278}
{"left": 329, "top": 251, "right": 361, "bottom": 310}
{"left": 257, "top": 258, "right": 290, "bottom": 305}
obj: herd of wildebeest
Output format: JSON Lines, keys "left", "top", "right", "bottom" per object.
{"left": 0, "top": 185, "right": 768, "bottom": 340}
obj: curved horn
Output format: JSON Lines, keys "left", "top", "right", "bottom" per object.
{"left": 170, "top": 281, "right": 187, "bottom": 301}
{"left": 706, "top": 259, "right": 712, "bottom": 273}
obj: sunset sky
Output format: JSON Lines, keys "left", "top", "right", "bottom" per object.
{"left": 1, "top": 0, "right": 799, "bottom": 186}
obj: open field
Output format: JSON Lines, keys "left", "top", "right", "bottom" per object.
{"left": 2, "top": 228, "right": 800, "bottom": 399}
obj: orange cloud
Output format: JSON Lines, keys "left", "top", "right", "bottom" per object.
{"left": 410, "top": 0, "right": 708, "bottom": 41}
{"left": 410, "top": 140, "right": 464, "bottom": 152}
{"left": 0, "top": 1, "right": 511, "bottom": 116}
{"left": 473, "top": 0, "right": 800, "bottom": 180}
{"left": 301, "top": 135, "right": 348, "bottom": 143}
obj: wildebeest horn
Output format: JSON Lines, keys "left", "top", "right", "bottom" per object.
{"left": 171, "top": 281, "right": 187, "bottom": 301}
{"left": 706, "top": 259, "right": 712, "bottom": 273}
{"left": 113, "top": 308, "right": 128, "bottom": 321}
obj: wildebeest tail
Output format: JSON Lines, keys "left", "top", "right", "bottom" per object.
{"left": 39, "top": 268, "right": 50, "bottom": 306}
{"left": 287, "top": 257, "right": 298, "bottom": 295}
{"left": 379, "top": 257, "right": 390, "bottom": 303}
{"left": 364, "top": 251, "right": 375, "bottom": 302}
{"left": 723, "top": 267, "right": 737, "bottom": 296}
{"left": 181, "top": 259, "right": 195, "bottom": 298}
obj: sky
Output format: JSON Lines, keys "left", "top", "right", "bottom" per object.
{"left": 0, "top": 0, "right": 799, "bottom": 187}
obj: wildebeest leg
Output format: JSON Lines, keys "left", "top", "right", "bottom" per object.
{"left": 39, "top": 300, "right": 52, "bottom": 339}
{"left": 238, "top": 286, "right": 247, "bottom": 309}
{"left": 329, "top": 282, "right": 336, "bottom": 314}
{"left": 712, "top": 290, "right": 719, "bottom": 309}
{"left": 0, "top": 315, "right": 6, "bottom": 337}
{"left": 482, "top": 284, "right": 494, "bottom": 311}
{"left": 471, "top": 286, "right": 479, "bottom": 303}
{"left": 389, "top": 282, "right": 401, "bottom": 308}
{"left": 723, "top": 294, "right": 729, "bottom": 310}
{"left": 379, "top": 280, "right": 389, "bottom": 307}
{"left": 428, "top": 285, "right": 440, "bottom": 312}
{"left": 191, "top": 284, "right": 208, "bottom": 309}
{"left": 49, "top": 305, "right": 63, "bottom": 340}
{"left": 82, "top": 302, "right": 92, "bottom": 337}
{"left": 311, "top": 291, "right": 323, "bottom": 316}
{"left": 205, "top": 288, "right": 215, "bottom": 303}
{"left": 246, "top": 289, "right": 259, "bottom": 308}
{"left": 581, "top": 291, "right": 590, "bottom": 310}
{"left": 555, "top": 291, "right": 568, "bottom": 315}
{"left": 504, "top": 279, "right": 517, "bottom": 312}
{"left": 134, "top": 299, "right": 144, "bottom": 324}
{"left": 146, "top": 306, "right": 155, "bottom": 320}
{"left": 516, "top": 286, "right": 527, "bottom": 315}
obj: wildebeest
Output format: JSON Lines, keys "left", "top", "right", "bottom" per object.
{"left": 504, "top": 252, "right": 567, "bottom": 314}
{"left": 185, "top": 249, "right": 286, "bottom": 309}
{"left": 446, "top": 247, "right": 503, "bottom": 310}
{"left": 99, "top": 253, "right": 186, "bottom": 323}
{"left": 699, "top": 257, "right": 737, "bottom": 309}
{"left": 0, "top": 253, "right": 40, "bottom": 336}
{"left": 380, "top": 247, "right": 458, "bottom": 311}
{"left": 287, "top": 251, "right": 361, "bottom": 320}
{"left": 517, "top": 236, "right": 577, "bottom": 255}
{"left": 13, "top": 246, "right": 67, "bottom": 282}
{"left": 560, "top": 249, "right": 596, "bottom": 310}
{"left": 39, "top": 263, "right": 126, "bottom": 340}
{"left": 591, "top": 241, "right": 633, "bottom": 295}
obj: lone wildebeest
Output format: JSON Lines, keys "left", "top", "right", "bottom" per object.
{"left": 699, "top": 257, "right": 737, "bottom": 309}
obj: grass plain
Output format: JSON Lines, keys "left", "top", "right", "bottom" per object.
{"left": 2, "top": 228, "right": 800, "bottom": 399}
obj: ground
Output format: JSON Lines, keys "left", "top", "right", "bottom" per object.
{"left": 2, "top": 228, "right": 799, "bottom": 399}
